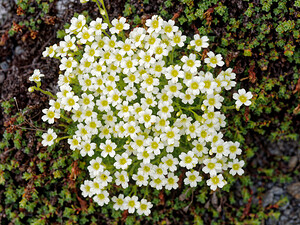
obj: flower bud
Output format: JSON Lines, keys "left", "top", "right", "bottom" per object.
{"left": 100, "top": 9, "right": 106, "bottom": 15}
{"left": 28, "top": 87, "right": 35, "bottom": 92}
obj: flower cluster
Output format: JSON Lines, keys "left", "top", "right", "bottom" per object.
{"left": 29, "top": 14, "right": 252, "bottom": 215}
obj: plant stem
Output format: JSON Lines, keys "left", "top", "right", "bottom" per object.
{"left": 35, "top": 87, "right": 56, "bottom": 99}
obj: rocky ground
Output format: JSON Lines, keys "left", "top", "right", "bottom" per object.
{"left": 0, "top": 0, "right": 299, "bottom": 224}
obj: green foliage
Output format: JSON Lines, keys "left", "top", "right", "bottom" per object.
{"left": 9, "top": 0, "right": 56, "bottom": 38}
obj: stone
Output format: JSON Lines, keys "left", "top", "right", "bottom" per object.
{"left": 288, "top": 156, "right": 298, "bottom": 170}
{"left": 14, "top": 46, "right": 25, "bottom": 56}
{"left": 0, "top": 72, "right": 5, "bottom": 83}
{"left": 262, "top": 190, "right": 274, "bottom": 207}
{"left": 271, "top": 187, "right": 284, "bottom": 196}
{"left": 0, "top": 61, "right": 9, "bottom": 70}
{"left": 287, "top": 182, "right": 300, "bottom": 200}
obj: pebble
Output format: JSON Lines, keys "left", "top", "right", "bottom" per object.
{"left": 288, "top": 156, "right": 298, "bottom": 170}
{"left": 0, "top": 0, "right": 13, "bottom": 25}
{"left": 271, "top": 187, "right": 284, "bottom": 196}
{"left": 14, "top": 46, "right": 25, "bottom": 56}
{"left": 287, "top": 182, "right": 300, "bottom": 200}
{"left": 0, "top": 72, "right": 5, "bottom": 83}
{"left": 0, "top": 61, "right": 9, "bottom": 70}
{"left": 262, "top": 190, "right": 274, "bottom": 207}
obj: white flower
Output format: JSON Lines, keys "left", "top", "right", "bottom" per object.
{"left": 96, "top": 95, "right": 111, "bottom": 111}
{"left": 184, "top": 170, "right": 202, "bottom": 187}
{"left": 160, "top": 126, "right": 180, "bottom": 145}
{"left": 41, "top": 128, "right": 57, "bottom": 146}
{"left": 122, "top": 121, "right": 140, "bottom": 139}
{"left": 42, "top": 45, "right": 55, "bottom": 58}
{"left": 68, "top": 136, "right": 81, "bottom": 151}
{"left": 42, "top": 107, "right": 60, "bottom": 124}
{"left": 121, "top": 57, "right": 138, "bottom": 74}
{"left": 146, "top": 15, "right": 163, "bottom": 34}
{"left": 112, "top": 194, "right": 126, "bottom": 210}
{"left": 59, "top": 57, "right": 78, "bottom": 73}
{"left": 130, "top": 27, "right": 146, "bottom": 47}
{"left": 137, "top": 149, "right": 155, "bottom": 164}
{"left": 181, "top": 54, "right": 201, "bottom": 73}
{"left": 207, "top": 174, "right": 226, "bottom": 191}
{"left": 190, "top": 34, "right": 209, "bottom": 51}
{"left": 138, "top": 109, "right": 156, "bottom": 128}
{"left": 200, "top": 72, "right": 217, "bottom": 95}
{"left": 165, "top": 65, "right": 184, "bottom": 83}
{"left": 80, "top": 180, "right": 93, "bottom": 198}
{"left": 149, "top": 60, "right": 165, "bottom": 77}
{"left": 132, "top": 171, "right": 149, "bottom": 186}
{"left": 96, "top": 170, "right": 112, "bottom": 187}
{"left": 228, "top": 159, "right": 245, "bottom": 175}
{"left": 171, "top": 30, "right": 186, "bottom": 47}
{"left": 141, "top": 74, "right": 159, "bottom": 92}
{"left": 125, "top": 196, "right": 140, "bottom": 214}
{"left": 179, "top": 92, "right": 196, "bottom": 105}
{"left": 144, "top": 33, "right": 160, "bottom": 50}
{"left": 227, "top": 141, "right": 242, "bottom": 159}
{"left": 157, "top": 102, "right": 174, "bottom": 119}
{"left": 110, "top": 17, "right": 130, "bottom": 34}
{"left": 202, "top": 158, "right": 222, "bottom": 177}
{"left": 137, "top": 199, "right": 153, "bottom": 216}
{"left": 115, "top": 170, "right": 129, "bottom": 189}
{"left": 145, "top": 137, "right": 164, "bottom": 155}
{"left": 118, "top": 39, "right": 134, "bottom": 56}
{"left": 89, "top": 18, "right": 108, "bottom": 36}
{"left": 93, "top": 190, "right": 110, "bottom": 206}
{"left": 114, "top": 153, "right": 132, "bottom": 170}
{"left": 150, "top": 176, "right": 165, "bottom": 190}
{"left": 151, "top": 44, "right": 168, "bottom": 60}
{"left": 211, "top": 140, "right": 230, "bottom": 159}
{"left": 204, "top": 51, "right": 224, "bottom": 68}
{"left": 79, "top": 93, "right": 94, "bottom": 110}
{"left": 185, "top": 121, "right": 201, "bottom": 139}
{"left": 121, "top": 85, "right": 137, "bottom": 101}
{"left": 164, "top": 81, "right": 182, "bottom": 97}
{"left": 90, "top": 178, "right": 103, "bottom": 194}
{"left": 165, "top": 173, "right": 179, "bottom": 190}
{"left": 79, "top": 140, "right": 96, "bottom": 157}
{"left": 138, "top": 50, "right": 156, "bottom": 68}
{"left": 186, "top": 77, "right": 204, "bottom": 96}
{"left": 161, "top": 154, "right": 179, "bottom": 172}
{"left": 203, "top": 94, "right": 224, "bottom": 111}
{"left": 161, "top": 19, "right": 178, "bottom": 37}
{"left": 69, "top": 15, "right": 86, "bottom": 33}
{"left": 83, "top": 43, "right": 100, "bottom": 62}
{"left": 88, "top": 157, "right": 104, "bottom": 178}
{"left": 233, "top": 88, "right": 253, "bottom": 108}
{"left": 179, "top": 151, "right": 197, "bottom": 169}
{"left": 100, "top": 139, "right": 117, "bottom": 158}
{"left": 29, "top": 69, "right": 44, "bottom": 82}
{"left": 77, "top": 27, "right": 94, "bottom": 44}
{"left": 192, "top": 139, "right": 208, "bottom": 157}
{"left": 61, "top": 35, "right": 77, "bottom": 52}
{"left": 61, "top": 92, "right": 80, "bottom": 111}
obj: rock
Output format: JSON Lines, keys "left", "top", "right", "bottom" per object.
{"left": 56, "top": 0, "right": 76, "bottom": 17}
{"left": 262, "top": 190, "right": 274, "bottom": 207}
{"left": 0, "top": 61, "right": 9, "bottom": 70}
{"left": 0, "top": 0, "right": 13, "bottom": 25}
{"left": 271, "top": 187, "right": 284, "bottom": 196}
{"left": 266, "top": 217, "right": 278, "bottom": 225}
{"left": 288, "top": 156, "right": 298, "bottom": 170}
{"left": 287, "top": 182, "right": 300, "bottom": 200}
{"left": 14, "top": 46, "right": 25, "bottom": 56}
{"left": 0, "top": 72, "right": 5, "bottom": 83}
